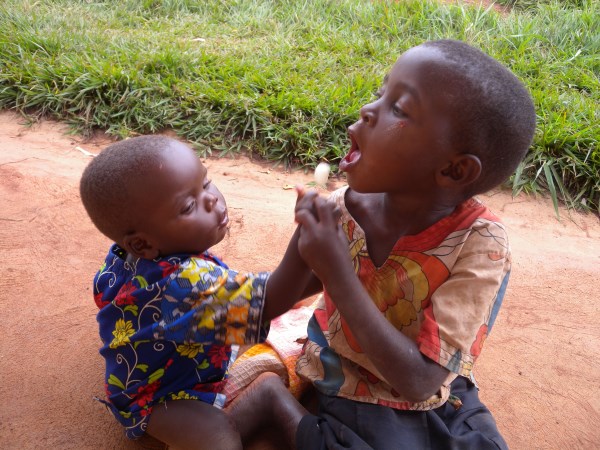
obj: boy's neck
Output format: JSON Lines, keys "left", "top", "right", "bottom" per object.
{"left": 345, "top": 189, "right": 462, "bottom": 266}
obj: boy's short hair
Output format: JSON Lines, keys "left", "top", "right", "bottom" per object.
{"left": 423, "top": 40, "right": 536, "bottom": 196}
{"left": 80, "top": 135, "right": 177, "bottom": 242}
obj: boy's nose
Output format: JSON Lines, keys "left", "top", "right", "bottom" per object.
{"left": 359, "top": 104, "right": 376, "bottom": 125}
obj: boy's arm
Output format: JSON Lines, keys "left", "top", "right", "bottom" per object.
{"left": 295, "top": 202, "right": 449, "bottom": 403}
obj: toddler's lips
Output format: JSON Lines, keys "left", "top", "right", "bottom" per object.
{"left": 218, "top": 211, "right": 229, "bottom": 229}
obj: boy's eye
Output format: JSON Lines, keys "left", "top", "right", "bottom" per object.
{"left": 392, "top": 104, "right": 405, "bottom": 116}
{"left": 373, "top": 90, "right": 383, "bottom": 99}
{"left": 203, "top": 179, "right": 212, "bottom": 189}
{"left": 181, "top": 200, "right": 195, "bottom": 215}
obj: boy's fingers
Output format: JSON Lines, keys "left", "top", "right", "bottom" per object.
{"left": 333, "top": 206, "right": 342, "bottom": 222}
{"left": 295, "top": 190, "right": 319, "bottom": 212}
{"left": 295, "top": 184, "right": 306, "bottom": 199}
{"left": 315, "top": 199, "right": 339, "bottom": 227}
{"left": 295, "top": 208, "right": 318, "bottom": 228}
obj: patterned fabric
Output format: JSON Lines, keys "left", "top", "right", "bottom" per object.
{"left": 223, "top": 304, "right": 316, "bottom": 405}
{"left": 296, "top": 186, "right": 511, "bottom": 411}
{"left": 93, "top": 244, "right": 269, "bottom": 439}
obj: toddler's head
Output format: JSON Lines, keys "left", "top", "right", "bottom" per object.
{"left": 341, "top": 39, "right": 536, "bottom": 200}
{"left": 80, "top": 135, "right": 229, "bottom": 259}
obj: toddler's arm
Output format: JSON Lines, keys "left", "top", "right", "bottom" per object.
{"left": 295, "top": 203, "right": 449, "bottom": 402}
{"left": 261, "top": 187, "right": 326, "bottom": 322}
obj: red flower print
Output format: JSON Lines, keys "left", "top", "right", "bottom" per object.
{"left": 208, "top": 345, "right": 229, "bottom": 369}
{"left": 193, "top": 380, "right": 226, "bottom": 393}
{"left": 134, "top": 381, "right": 161, "bottom": 408}
{"left": 470, "top": 324, "right": 488, "bottom": 358}
{"left": 95, "top": 292, "right": 110, "bottom": 309}
{"left": 140, "top": 406, "right": 153, "bottom": 417}
{"left": 159, "top": 261, "right": 178, "bottom": 278}
{"left": 114, "top": 282, "right": 137, "bottom": 306}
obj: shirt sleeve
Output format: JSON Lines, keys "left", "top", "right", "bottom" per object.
{"left": 417, "top": 219, "right": 511, "bottom": 377}
{"left": 153, "top": 257, "right": 270, "bottom": 346}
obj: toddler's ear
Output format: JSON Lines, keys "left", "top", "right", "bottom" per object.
{"left": 437, "top": 154, "right": 481, "bottom": 188}
{"left": 122, "top": 233, "right": 159, "bottom": 260}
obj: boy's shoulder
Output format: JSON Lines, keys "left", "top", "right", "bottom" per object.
{"left": 453, "top": 197, "right": 504, "bottom": 229}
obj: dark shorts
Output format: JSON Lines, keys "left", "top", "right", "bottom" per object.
{"left": 297, "top": 377, "right": 508, "bottom": 450}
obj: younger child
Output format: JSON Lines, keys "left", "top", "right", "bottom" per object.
{"left": 290, "top": 39, "right": 537, "bottom": 448}
{"left": 80, "top": 135, "right": 318, "bottom": 449}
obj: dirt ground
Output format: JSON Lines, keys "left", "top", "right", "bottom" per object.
{"left": 0, "top": 110, "right": 598, "bottom": 449}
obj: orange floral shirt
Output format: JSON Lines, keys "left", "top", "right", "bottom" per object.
{"left": 296, "top": 187, "right": 510, "bottom": 411}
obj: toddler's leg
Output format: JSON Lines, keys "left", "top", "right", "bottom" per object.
{"left": 146, "top": 399, "right": 243, "bottom": 450}
{"left": 225, "top": 372, "right": 308, "bottom": 449}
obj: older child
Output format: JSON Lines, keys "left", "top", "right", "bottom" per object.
{"left": 80, "top": 135, "right": 315, "bottom": 449}
{"left": 290, "top": 39, "right": 537, "bottom": 448}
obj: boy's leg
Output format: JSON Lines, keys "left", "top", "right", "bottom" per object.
{"left": 146, "top": 399, "right": 243, "bottom": 450}
{"left": 225, "top": 372, "right": 309, "bottom": 448}
{"left": 430, "top": 376, "right": 508, "bottom": 450}
{"left": 297, "top": 379, "right": 507, "bottom": 450}
{"left": 297, "top": 394, "right": 431, "bottom": 450}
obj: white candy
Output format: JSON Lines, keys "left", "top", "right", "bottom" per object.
{"left": 314, "top": 162, "right": 330, "bottom": 186}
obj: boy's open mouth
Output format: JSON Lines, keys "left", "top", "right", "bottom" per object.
{"left": 339, "top": 134, "right": 361, "bottom": 172}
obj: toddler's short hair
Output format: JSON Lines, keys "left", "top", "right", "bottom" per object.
{"left": 424, "top": 40, "right": 536, "bottom": 195}
{"left": 80, "top": 135, "right": 177, "bottom": 242}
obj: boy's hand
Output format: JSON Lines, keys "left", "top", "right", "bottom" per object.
{"left": 294, "top": 191, "right": 350, "bottom": 284}
{"left": 294, "top": 185, "right": 317, "bottom": 212}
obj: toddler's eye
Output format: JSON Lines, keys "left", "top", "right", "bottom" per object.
{"left": 181, "top": 200, "right": 196, "bottom": 215}
{"left": 203, "top": 179, "right": 212, "bottom": 189}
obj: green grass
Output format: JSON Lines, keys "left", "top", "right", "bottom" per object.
{"left": 0, "top": 0, "right": 598, "bottom": 213}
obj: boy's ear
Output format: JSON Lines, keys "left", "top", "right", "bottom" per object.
{"left": 122, "top": 232, "right": 159, "bottom": 260}
{"left": 437, "top": 154, "right": 482, "bottom": 188}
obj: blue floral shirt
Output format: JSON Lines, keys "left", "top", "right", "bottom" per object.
{"left": 93, "top": 244, "right": 269, "bottom": 439}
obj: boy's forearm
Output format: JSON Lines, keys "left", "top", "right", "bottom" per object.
{"left": 263, "top": 226, "right": 316, "bottom": 322}
{"left": 324, "top": 272, "right": 449, "bottom": 402}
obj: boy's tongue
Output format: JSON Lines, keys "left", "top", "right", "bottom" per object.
{"left": 339, "top": 147, "right": 360, "bottom": 171}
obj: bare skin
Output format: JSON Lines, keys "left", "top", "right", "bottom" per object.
{"left": 145, "top": 372, "right": 308, "bottom": 450}
{"left": 147, "top": 400, "right": 243, "bottom": 450}
{"left": 225, "top": 372, "right": 309, "bottom": 448}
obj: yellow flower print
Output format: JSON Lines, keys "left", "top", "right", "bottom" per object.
{"left": 179, "top": 259, "right": 204, "bottom": 285}
{"left": 176, "top": 342, "right": 204, "bottom": 359}
{"left": 216, "top": 280, "right": 252, "bottom": 304}
{"left": 194, "top": 305, "right": 216, "bottom": 330}
{"left": 109, "top": 318, "right": 135, "bottom": 349}
{"left": 170, "top": 391, "right": 198, "bottom": 400}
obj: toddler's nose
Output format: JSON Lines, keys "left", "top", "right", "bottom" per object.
{"left": 203, "top": 193, "right": 218, "bottom": 211}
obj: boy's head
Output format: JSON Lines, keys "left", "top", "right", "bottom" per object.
{"left": 80, "top": 135, "right": 229, "bottom": 259}
{"left": 421, "top": 39, "right": 537, "bottom": 196}
{"left": 341, "top": 39, "right": 536, "bottom": 201}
